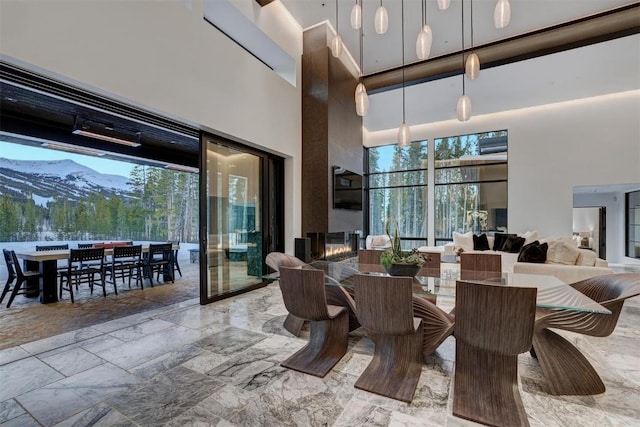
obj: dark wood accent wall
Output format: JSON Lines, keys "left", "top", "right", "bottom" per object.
{"left": 301, "top": 25, "right": 363, "bottom": 237}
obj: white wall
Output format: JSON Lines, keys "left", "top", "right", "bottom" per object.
{"left": 366, "top": 90, "right": 640, "bottom": 252}
{"left": 0, "top": 0, "right": 303, "bottom": 253}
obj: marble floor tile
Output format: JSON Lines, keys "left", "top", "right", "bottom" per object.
{"left": 0, "top": 399, "right": 25, "bottom": 424}
{"left": 163, "top": 404, "right": 226, "bottom": 427}
{"left": 94, "top": 325, "right": 203, "bottom": 370}
{"left": 0, "top": 413, "right": 40, "bottom": 427}
{"left": 197, "top": 383, "right": 260, "bottom": 421}
{"left": 157, "top": 305, "right": 230, "bottom": 330}
{"left": 180, "top": 349, "right": 231, "bottom": 375}
{"left": 20, "top": 327, "right": 103, "bottom": 356}
{"left": 108, "top": 366, "right": 225, "bottom": 426}
{"left": 40, "top": 347, "right": 105, "bottom": 377}
{"left": 52, "top": 403, "right": 137, "bottom": 427}
{"left": 0, "top": 346, "right": 30, "bottom": 367}
{"left": 196, "top": 326, "right": 268, "bottom": 356}
{"left": 129, "top": 344, "right": 202, "bottom": 379}
{"left": 0, "top": 357, "right": 64, "bottom": 401}
{"left": 107, "top": 318, "right": 176, "bottom": 342}
{"left": 16, "top": 363, "right": 141, "bottom": 425}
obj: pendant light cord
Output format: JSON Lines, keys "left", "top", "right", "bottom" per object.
{"left": 335, "top": 0, "right": 339, "bottom": 34}
{"left": 402, "top": 0, "right": 406, "bottom": 122}
{"left": 461, "top": 0, "right": 465, "bottom": 95}
{"left": 421, "top": 0, "right": 425, "bottom": 28}
{"left": 470, "top": 0, "right": 474, "bottom": 48}
{"left": 360, "top": 0, "right": 364, "bottom": 77}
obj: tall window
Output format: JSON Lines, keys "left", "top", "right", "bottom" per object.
{"left": 434, "top": 130, "right": 508, "bottom": 245}
{"left": 626, "top": 190, "right": 640, "bottom": 259}
{"left": 366, "top": 141, "right": 428, "bottom": 249}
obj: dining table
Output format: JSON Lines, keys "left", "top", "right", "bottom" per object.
{"left": 295, "top": 261, "right": 611, "bottom": 426}
{"left": 14, "top": 245, "right": 179, "bottom": 303}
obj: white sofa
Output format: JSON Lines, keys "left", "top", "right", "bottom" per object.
{"left": 418, "top": 232, "right": 613, "bottom": 284}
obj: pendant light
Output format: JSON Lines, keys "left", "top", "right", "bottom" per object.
{"left": 355, "top": 0, "right": 369, "bottom": 116}
{"left": 398, "top": 0, "right": 410, "bottom": 147}
{"left": 494, "top": 0, "right": 511, "bottom": 29}
{"left": 437, "top": 0, "right": 451, "bottom": 11}
{"left": 331, "top": 0, "right": 343, "bottom": 57}
{"left": 350, "top": 0, "right": 362, "bottom": 30}
{"left": 375, "top": 0, "right": 389, "bottom": 35}
{"left": 416, "top": 0, "right": 433, "bottom": 60}
{"left": 457, "top": 0, "right": 471, "bottom": 122}
{"left": 465, "top": 0, "right": 479, "bottom": 79}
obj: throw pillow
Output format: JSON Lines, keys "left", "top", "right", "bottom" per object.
{"left": 473, "top": 233, "right": 491, "bottom": 250}
{"left": 546, "top": 241, "right": 581, "bottom": 265}
{"left": 517, "top": 240, "right": 548, "bottom": 263}
{"left": 453, "top": 231, "right": 474, "bottom": 252}
{"left": 493, "top": 232, "right": 515, "bottom": 251}
{"left": 501, "top": 235, "right": 526, "bottom": 253}
{"left": 520, "top": 230, "right": 539, "bottom": 246}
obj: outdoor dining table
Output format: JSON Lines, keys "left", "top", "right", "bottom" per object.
{"left": 300, "top": 261, "right": 611, "bottom": 426}
{"left": 14, "top": 245, "right": 179, "bottom": 303}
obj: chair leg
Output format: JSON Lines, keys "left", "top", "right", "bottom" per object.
{"left": 453, "top": 339, "right": 529, "bottom": 427}
{"left": 281, "top": 309, "right": 349, "bottom": 378}
{"left": 0, "top": 277, "right": 13, "bottom": 303}
{"left": 355, "top": 322, "right": 424, "bottom": 403}
{"left": 174, "top": 258, "right": 182, "bottom": 277}
{"left": 6, "top": 279, "right": 25, "bottom": 308}
{"left": 283, "top": 314, "right": 305, "bottom": 337}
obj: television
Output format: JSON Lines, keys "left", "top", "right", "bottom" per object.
{"left": 333, "top": 167, "right": 363, "bottom": 211}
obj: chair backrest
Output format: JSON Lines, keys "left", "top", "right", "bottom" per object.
{"left": 265, "top": 252, "right": 306, "bottom": 271}
{"left": 112, "top": 245, "right": 142, "bottom": 261}
{"left": 417, "top": 251, "right": 441, "bottom": 277}
{"left": 279, "top": 266, "right": 330, "bottom": 321}
{"left": 149, "top": 243, "right": 173, "bottom": 260}
{"left": 9, "top": 250, "right": 27, "bottom": 279}
{"left": 36, "top": 244, "right": 69, "bottom": 251}
{"left": 460, "top": 253, "right": 502, "bottom": 281}
{"left": 357, "top": 249, "right": 386, "bottom": 274}
{"left": 69, "top": 248, "right": 105, "bottom": 268}
{"left": 78, "top": 243, "right": 102, "bottom": 249}
{"left": 354, "top": 274, "right": 416, "bottom": 335}
{"left": 3, "top": 249, "right": 16, "bottom": 278}
{"left": 456, "top": 280, "right": 536, "bottom": 354}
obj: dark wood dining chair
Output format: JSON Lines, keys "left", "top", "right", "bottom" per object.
{"left": 266, "top": 252, "right": 308, "bottom": 336}
{"left": 357, "top": 249, "right": 386, "bottom": 273}
{"left": 417, "top": 251, "right": 441, "bottom": 277}
{"left": 168, "top": 240, "right": 182, "bottom": 278}
{"left": 353, "top": 274, "right": 423, "bottom": 403}
{"left": 459, "top": 252, "right": 502, "bottom": 281}
{"left": 144, "top": 243, "right": 174, "bottom": 286}
{"left": 531, "top": 273, "right": 640, "bottom": 395}
{"left": 108, "top": 245, "right": 144, "bottom": 291}
{"left": 278, "top": 266, "right": 349, "bottom": 377}
{"left": 2, "top": 250, "right": 40, "bottom": 308}
{"left": 453, "top": 280, "right": 536, "bottom": 427}
{"left": 59, "top": 248, "right": 108, "bottom": 303}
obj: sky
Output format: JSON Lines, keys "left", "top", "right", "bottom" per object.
{"left": 1, "top": 141, "right": 135, "bottom": 178}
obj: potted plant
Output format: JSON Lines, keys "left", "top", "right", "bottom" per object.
{"left": 379, "top": 217, "right": 426, "bottom": 277}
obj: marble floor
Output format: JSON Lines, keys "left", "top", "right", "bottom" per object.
{"left": 1, "top": 276, "right": 639, "bottom": 426}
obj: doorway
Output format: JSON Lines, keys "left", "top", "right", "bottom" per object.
{"left": 199, "top": 133, "right": 284, "bottom": 304}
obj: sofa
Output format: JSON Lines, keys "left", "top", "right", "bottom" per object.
{"left": 418, "top": 231, "right": 613, "bottom": 284}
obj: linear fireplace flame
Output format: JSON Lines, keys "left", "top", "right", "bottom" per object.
{"left": 307, "top": 231, "right": 359, "bottom": 261}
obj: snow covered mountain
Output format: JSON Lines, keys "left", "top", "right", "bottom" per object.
{"left": 0, "top": 158, "right": 131, "bottom": 206}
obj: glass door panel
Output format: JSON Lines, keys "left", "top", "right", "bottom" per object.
{"left": 204, "top": 142, "right": 263, "bottom": 300}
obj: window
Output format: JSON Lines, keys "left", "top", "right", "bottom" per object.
{"left": 626, "top": 190, "right": 640, "bottom": 259}
{"left": 434, "top": 131, "right": 508, "bottom": 245}
{"left": 366, "top": 141, "right": 428, "bottom": 249}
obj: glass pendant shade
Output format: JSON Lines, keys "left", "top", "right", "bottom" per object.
{"left": 375, "top": 5, "right": 389, "bottom": 34}
{"left": 397, "top": 122, "right": 411, "bottom": 147}
{"left": 456, "top": 94, "right": 472, "bottom": 122}
{"left": 494, "top": 0, "right": 511, "bottom": 29}
{"left": 330, "top": 34, "right": 343, "bottom": 58}
{"left": 465, "top": 52, "right": 480, "bottom": 79}
{"left": 350, "top": 3, "right": 362, "bottom": 29}
{"left": 437, "top": 0, "right": 451, "bottom": 11}
{"left": 355, "top": 82, "right": 370, "bottom": 116}
{"left": 416, "top": 25, "right": 433, "bottom": 60}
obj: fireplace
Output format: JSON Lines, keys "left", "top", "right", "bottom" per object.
{"left": 307, "top": 231, "right": 360, "bottom": 261}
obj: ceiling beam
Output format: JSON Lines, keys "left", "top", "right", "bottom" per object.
{"left": 255, "top": 0, "right": 275, "bottom": 6}
{"left": 364, "top": 3, "right": 640, "bottom": 94}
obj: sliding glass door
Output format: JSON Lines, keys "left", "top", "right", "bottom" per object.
{"left": 199, "top": 133, "right": 283, "bottom": 303}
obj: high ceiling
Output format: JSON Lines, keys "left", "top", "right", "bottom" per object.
{"left": 279, "top": 0, "right": 640, "bottom": 132}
